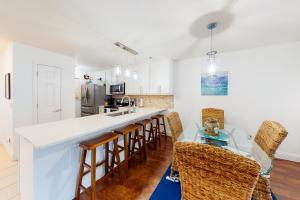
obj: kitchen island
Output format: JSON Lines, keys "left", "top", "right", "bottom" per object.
{"left": 16, "top": 108, "right": 167, "bottom": 200}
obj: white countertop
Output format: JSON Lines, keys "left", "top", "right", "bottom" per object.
{"left": 16, "top": 108, "right": 167, "bottom": 149}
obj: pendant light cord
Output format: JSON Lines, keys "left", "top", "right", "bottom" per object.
{"left": 210, "top": 27, "right": 213, "bottom": 54}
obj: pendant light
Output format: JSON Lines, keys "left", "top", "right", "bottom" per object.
{"left": 132, "top": 55, "right": 138, "bottom": 80}
{"left": 206, "top": 22, "right": 218, "bottom": 75}
{"left": 124, "top": 51, "right": 131, "bottom": 78}
{"left": 114, "top": 45, "right": 122, "bottom": 76}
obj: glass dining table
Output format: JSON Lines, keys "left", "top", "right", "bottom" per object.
{"left": 181, "top": 122, "right": 254, "bottom": 160}
{"left": 180, "top": 122, "right": 273, "bottom": 176}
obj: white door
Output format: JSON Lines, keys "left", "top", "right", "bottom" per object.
{"left": 37, "top": 65, "right": 62, "bottom": 123}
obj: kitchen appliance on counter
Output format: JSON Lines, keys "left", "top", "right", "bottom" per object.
{"left": 110, "top": 82, "right": 125, "bottom": 95}
{"left": 81, "top": 84, "right": 106, "bottom": 116}
{"left": 115, "top": 98, "right": 136, "bottom": 107}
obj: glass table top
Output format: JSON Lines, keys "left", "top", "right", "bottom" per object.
{"left": 180, "top": 122, "right": 273, "bottom": 175}
{"left": 182, "top": 122, "right": 253, "bottom": 158}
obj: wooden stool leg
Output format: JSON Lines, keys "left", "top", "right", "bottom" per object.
{"left": 162, "top": 117, "right": 167, "bottom": 140}
{"left": 150, "top": 122, "right": 156, "bottom": 150}
{"left": 142, "top": 125, "right": 147, "bottom": 160}
{"left": 110, "top": 148, "right": 115, "bottom": 173}
{"left": 131, "top": 131, "right": 138, "bottom": 157}
{"left": 113, "top": 138, "right": 123, "bottom": 184}
{"left": 156, "top": 119, "right": 161, "bottom": 147}
{"left": 91, "top": 149, "right": 97, "bottom": 200}
{"left": 75, "top": 149, "right": 87, "bottom": 200}
{"left": 105, "top": 143, "right": 109, "bottom": 175}
{"left": 124, "top": 134, "right": 129, "bottom": 172}
{"left": 128, "top": 132, "right": 132, "bottom": 157}
{"left": 136, "top": 129, "right": 143, "bottom": 160}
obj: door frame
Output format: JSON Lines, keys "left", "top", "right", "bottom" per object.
{"left": 32, "top": 62, "right": 62, "bottom": 124}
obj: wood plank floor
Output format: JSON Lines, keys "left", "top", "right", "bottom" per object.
{"left": 0, "top": 145, "right": 20, "bottom": 200}
{"left": 1, "top": 141, "right": 299, "bottom": 200}
{"left": 78, "top": 138, "right": 300, "bottom": 200}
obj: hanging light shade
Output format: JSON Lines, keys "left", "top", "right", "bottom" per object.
{"left": 132, "top": 71, "right": 138, "bottom": 80}
{"left": 124, "top": 68, "right": 131, "bottom": 77}
{"left": 114, "top": 65, "right": 122, "bottom": 76}
{"left": 124, "top": 51, "right": 131, "bottom": 78}
{"left": 206, "top": 22, "right": 218, "bottom": 75}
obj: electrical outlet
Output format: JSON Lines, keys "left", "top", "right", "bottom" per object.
{"left": 247, "top": 135, "right": 253, "bottom": 140}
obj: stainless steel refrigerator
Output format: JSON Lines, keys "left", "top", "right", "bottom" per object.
{"left": 81, "top": 84, "right": 106, "bottom": 116}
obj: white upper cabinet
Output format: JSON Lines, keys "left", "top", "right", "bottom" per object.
{"left": 125, "top": 63, "right": 150, "bottom": 95}
{"left": 149, "top": 59, "right": 173, "bottom": 95}
{"left": 104, "top": 59, "right": 173, "bottom": 95}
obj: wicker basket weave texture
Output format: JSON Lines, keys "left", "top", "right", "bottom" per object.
{"left": 166, "top": 112, "right": 184, "bottom": 177}
{"left": 202, "top": 108, "right": 224, "bottom": 129}
{"left": 254, "top": 120, "right": 288, "bottom": 159}
{"left": 252, "top": 175, "right": 272, "bottom": 200}
{"left": 253, "top": 120, "right": 288, "bottom": 200}
{"left": 166, "top": 112, "right": 183, "bottom": 144}
{"left": 175, "top": 142, "right": 260, "bottom": 200}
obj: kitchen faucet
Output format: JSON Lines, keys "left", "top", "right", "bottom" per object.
{"left": 121, "top": 95, "right": 135, "bottom": 113}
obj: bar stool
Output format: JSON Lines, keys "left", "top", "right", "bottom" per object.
{"left": 151, "top": 114, "right": 167, "bottom": 146}
{"left": 114, "top": 124, "right": 143, "bottom": 173}
{"left": 75, "top": 132, "right": 122, "bottom": 200}
{"left": 136, "top": 119, "right": 155, "bottom": 159}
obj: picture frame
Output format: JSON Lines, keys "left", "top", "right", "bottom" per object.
{"left": 5, "top": 73, "right": 11, "bottom": 99}
{"left": 201, "top": 71, "right": 228, "bottom": 96}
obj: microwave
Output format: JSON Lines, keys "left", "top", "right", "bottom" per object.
{"left": 110, "top": 82, "right": 125, "bottom": 95}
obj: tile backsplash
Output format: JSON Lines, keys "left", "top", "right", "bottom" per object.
{"left": 113, "top": 95, "right": 174, "bottom": 109}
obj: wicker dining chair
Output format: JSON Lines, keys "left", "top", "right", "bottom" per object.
{"left": 252, "top": 120, "right": 288, "bottom": 200}
{"left": 174, "top": 141, "right": 261, "bottom": 200}
{"left": 202, "top": 108, "right": 224, "bottom": 129}
{"left": 166, "top": 112, "right": 184, "bottom": 178}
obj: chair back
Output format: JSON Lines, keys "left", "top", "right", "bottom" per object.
{"left": 254, "top": 120, "right": 288, "bottom": 159}
{"left": 174, "top": 142, "right": 260, "bottom": 200}
{"left": 202, "top": 108, "right": 224, "bottom": 129}
{"left": 252, "top": 121, "right": 287, "bottom": 200}
{"left": 167, "top": 112, "right": 183, "bottom": 143}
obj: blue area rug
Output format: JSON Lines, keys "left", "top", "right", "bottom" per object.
{"left": 150, "top": 165, "right": 277, "bottom": 200}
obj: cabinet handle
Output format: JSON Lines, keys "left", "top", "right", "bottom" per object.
{"left": 53, "top": 109, "right": 62, "bottom": 113}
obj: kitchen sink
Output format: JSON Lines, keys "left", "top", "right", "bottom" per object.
{"left": 106, "top": 111, "right": 130, "bottom": 117}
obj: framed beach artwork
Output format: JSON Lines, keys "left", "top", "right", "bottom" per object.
{"left": 5, "top": 73, "right": 11, "bottom": 99}
{"left": 201, "top": 72, "right": 228, "bottom": 96}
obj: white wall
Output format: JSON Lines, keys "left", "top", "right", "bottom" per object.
{"left": 0, "top": 42, "right": 14, "bottom": 156}
{"left": 174, "top": 42, "right": 300, "bottom": 162}
{"left": 9, "top": 42, "right": 75, "bottom": 159}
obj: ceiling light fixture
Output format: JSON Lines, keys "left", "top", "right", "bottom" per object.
{"left": 132, "top": 54, "right": 138, "bottom": 80}
{"left": 114, "top": 42, "right": 138, "bottom": 55}
{"left": 206, "top": 22, "right": 218, "bottom": 75}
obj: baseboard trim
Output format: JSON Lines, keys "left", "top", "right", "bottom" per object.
{"left": 229, "top": 144, "right": 300, "bottom": 163}
{"left": 275, "top": 151, "right": 300, "bottom": 163}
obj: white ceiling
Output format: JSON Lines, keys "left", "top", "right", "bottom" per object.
{"left": 0, "top": 0, "right": 300, "bottom": 68}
